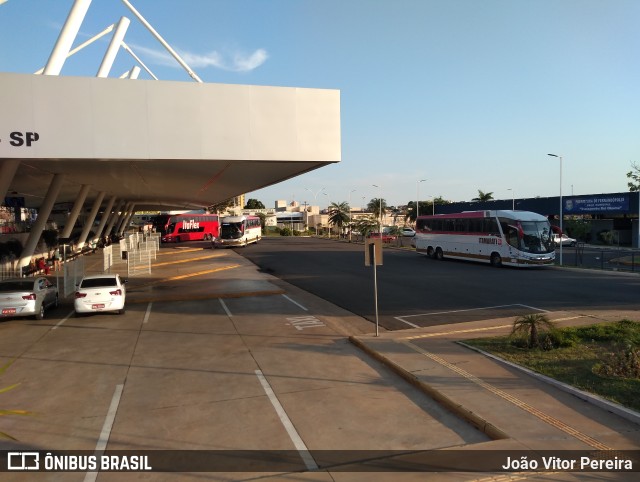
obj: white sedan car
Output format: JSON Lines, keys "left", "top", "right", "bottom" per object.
{"left": 553, "top": 234, "right": 577, "bottom": 247}
{"left": 74, "top": 274, "right": 127, "bottom": 315}
{"left": 0, "top": 277, "right": 58, "bottom": 320}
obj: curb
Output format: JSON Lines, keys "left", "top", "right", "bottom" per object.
{"left": 348, "top": 335, "right": 510, "bottom": 441}
{"left": 458, "top": 341, "right": 640, "bottom": 427}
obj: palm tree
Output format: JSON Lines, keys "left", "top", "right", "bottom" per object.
{"left": 353, "top": 216, "right": 378, "bottom": 240}
{"left": 511, "top": 313, "right": 555, "bottom": 348}
{"left": 367, "top": 198, "right": 387, "bottom": 229}
{"left": 328, "top": 201, "right": 350, "bottom": 238}
{"left": 472, "top": 190, "right": 494, "bottom": 202}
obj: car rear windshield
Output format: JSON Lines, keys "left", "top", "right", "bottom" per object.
{"left": 0, "top": 281, "right": 33, "bottom": 292}
{"left": 80, "top": 278, "right": 118, "bottom": 288}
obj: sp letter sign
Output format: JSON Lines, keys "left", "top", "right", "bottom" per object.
{"left": 7, "top": 131, "right": 40, "bottom": 147}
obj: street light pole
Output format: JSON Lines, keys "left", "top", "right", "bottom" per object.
{"left": 349, "top": 189, "right": 356, "bottom": 242}
{"left": 548, "top": 154, "right": 563, "bottom": 266}
{"left": 508, "top": 188, "right": 514, "bottom": 210}
{"left": 372, "top": 184, "right": 382, "bottom": 233}
{"left": 416, "top": 179, "right": 426, "bottom": 223}
{"left": 305, "top": 187, "right": 325, "bottom": 236}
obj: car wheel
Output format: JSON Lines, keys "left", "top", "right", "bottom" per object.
{"left": 35, "top": 304, "right": 45, "bottom": 320}
{"left": 490, "top": 253, "right": 503, "bottom": 267}
{"left": 119, "top": 308, "right": 125, "bottom": 315}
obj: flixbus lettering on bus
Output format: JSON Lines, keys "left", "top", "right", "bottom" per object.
{"left": 160, "top": 214, "right": 219, "bottom": 243}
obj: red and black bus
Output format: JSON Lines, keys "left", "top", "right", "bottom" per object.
{"left": 160, "top": 214, "right": 219, "bottom": 243}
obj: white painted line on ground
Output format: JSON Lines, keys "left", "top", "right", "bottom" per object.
{"left": 219, "top": 298, "right": 232, "bottom": 317}
{"left": 255, "top": 369, "right": 318, "bottom": 471}
{"left": 395, "top": 317, "right": 421, "bottom": 328}
{"left": 394, "top": 303, "right": 550, "bottom": 327}
{"left": 143, "top": 302, "right": 153, "bottom": 324}
{"left": 517, "top": 304, "right": 550, "bottom": 313}
{"left": 84, "top": 384, "right": 124, "bottom": 482}
{"left": 52, "top": 310, "right": 75, "bottom": 330}
{"left": 282, "top": 294, "right": 308, "bottom": 311}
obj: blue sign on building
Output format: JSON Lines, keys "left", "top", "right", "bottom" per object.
{"left": 563, "top": 194, "right": 630, "bottom": 214}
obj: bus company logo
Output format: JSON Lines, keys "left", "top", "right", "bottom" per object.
{"left": 479, "top": 237, "right": 501, "bottom": 245}
{"left": 8, "top": 452, "right": 40, "bottom": 471}
{"left": 182, "top": 220, "right": 200, "bottom": 230}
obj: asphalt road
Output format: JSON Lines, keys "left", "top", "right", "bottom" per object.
{"left": 237, "top": 236, "right": 640, "bottom": 331}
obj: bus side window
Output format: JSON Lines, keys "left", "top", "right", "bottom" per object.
{"left": 456, "top": 219, "right": 469, "bottom": 232}
{"left": 486, "top": 218, "right": 499, "bottom": 235}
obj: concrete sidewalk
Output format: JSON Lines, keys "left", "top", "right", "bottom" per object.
{"left": 350, "top": 311, "right": 640, "bottom": 455}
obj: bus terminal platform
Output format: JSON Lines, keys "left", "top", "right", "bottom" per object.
{"left": 3, "top": 240, "right": 639, "bottom": 480}
{"left": 98, "top": 243, "right": 640, "bottom": 451}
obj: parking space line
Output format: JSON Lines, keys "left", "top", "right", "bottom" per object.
{"left": 255, "top": 370, "right": 318, "bottom": 471}
{"left": 282, "top": 294, "right": 308, "bottom": 311}
{"left": 84, "top": 384, "right": 124, "bottom": 482}
{"left": 219, "top": 298, "right": 232, "bottom": 317}
{"left": 143, "top": 302, "right": 153, "bottom": 324}
{"left": 52, "top": 310, "right": 75, "bottom": 330}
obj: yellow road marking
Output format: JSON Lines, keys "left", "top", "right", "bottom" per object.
{"left": 404, "top": 324, "right": 512, "bottom": 340}
{"left": 136, "top": 265, "right": 240, "bottom": 288}
{"left": 152, "top": 253, "right": 226, "bottom": 267}
{"left": 402, "top": 316, "right": 587, "bottom": 341}
{"left": 401, "top": 340, "right": 611, "bottom": 451}
{"left": 165, "top": 265, "right": 239, "bottom": 281}
{"left": 157, "top": 247, "right": 204, "bottom": 256}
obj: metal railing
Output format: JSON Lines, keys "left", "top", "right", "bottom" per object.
{"left": 560, "top": 243, "right": 639, "bottom": 273}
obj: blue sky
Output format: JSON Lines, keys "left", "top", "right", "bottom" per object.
{"left": 2, "top": 0, "right": 639, "bottom": 210}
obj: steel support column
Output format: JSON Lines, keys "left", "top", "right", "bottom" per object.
{"left": 18, "top": 174, "right": 65, "bottom": 269}
{"left": 60, "top": 184, "right": 91, "bottom": 239}
{"left": 77, "top": 191, "right": 105, "bottom": 249}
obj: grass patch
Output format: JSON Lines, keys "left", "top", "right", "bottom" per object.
{"left": 465, "top": 319, "right": 640, "bottom": 412}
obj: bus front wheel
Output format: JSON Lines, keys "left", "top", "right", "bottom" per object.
{"left": 490, "top": 253, "right": 502, "bottom": 267}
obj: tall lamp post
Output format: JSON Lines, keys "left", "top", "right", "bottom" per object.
{"left": 348, "top": 189, "right": 356, "bottom": 242}
{"left": 372, "top": 184, "right": 382, "bottom": 233}
{"left": 548, "top": 154, "right": 563, "bottom": 265}
{"left": 305, "top": 187, "right": 325, "bottom": 236}
{"left": 416, "top": 179, "right": 426, "bottom": 222}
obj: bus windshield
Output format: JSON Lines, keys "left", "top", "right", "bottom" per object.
{"left": 501, "top": 219, "right": 554, "bottom": 254}
{"left": 164, "top": 223, "right": 176, "bottom": 236}
{"left": 220, "top": 222, "right": 243, "bottom": 239}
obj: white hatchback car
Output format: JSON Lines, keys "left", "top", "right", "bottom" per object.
{"left": 74, "top": 274, "right": 127, "bottom": 315}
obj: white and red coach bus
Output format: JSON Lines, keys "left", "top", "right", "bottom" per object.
{"left": 214, "top": 215, "right": 262, "bottom": 248}
{"left": 161, "top": 214, "right": 219, "bottom": 243}
{"left": 414, "top": 210, "right": 555, "bottom": 267}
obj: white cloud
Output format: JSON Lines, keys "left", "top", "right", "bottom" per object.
{"left": 129, "top": 44, "right": 268, "bottom": 72}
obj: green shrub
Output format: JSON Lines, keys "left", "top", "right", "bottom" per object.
{"left": 280, "top": 227, "right": 292, "bottom": 236}
{"left": 593, "top": 343, "right": 640, "bottom": 380}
